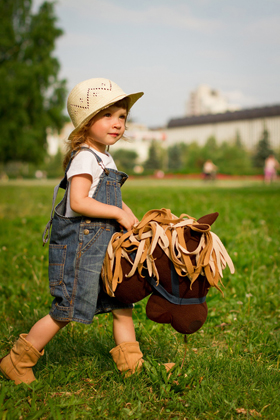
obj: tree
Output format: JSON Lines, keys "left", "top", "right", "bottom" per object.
{"left": 0, "top": 0, "right": 67, "bottom": 164}
{"left": 111, "top": 149, "right": 138, "bottom": 173}
{"left": 42, "top": 147, "right": 64, "bottom": 178}
{"left": 167, "top": 144, "right": 183, "bottom": 171}
{"left": 234, "top": 130, "right": 242, "bottom": 148}
{"left": 252, "top": 127, "right": 273, "bottom": 168}
{"left": 216, "top": 140, "right": 252, "bottom": 175}
{"left": 144, "top": 140, "right": 162, "bottom": 171}
{"left": 201, "top": 136, "right": 219, "bottom": 162}
{"left": 184, "top": 141, "right": 204, "bottom": 173}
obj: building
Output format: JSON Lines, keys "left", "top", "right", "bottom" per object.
{"left": 117, "top": 122, "right": 166, "bottom": 163}
{"left": 47, "top": 103, "right": 280, "bottom": 160}
{"left": 47, "top": 122, "right": 73, "bottom": 155}
{"left": 47, "top": 121, "right": 166, "bottom": 164}
{"left": 165, "top": 104, "right": 280, "bottom": 150}
{"left": 185, "top": 84, "right": 239, "bottom": 116}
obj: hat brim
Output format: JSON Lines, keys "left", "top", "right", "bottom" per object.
{"left": 68, "top": 91, "right": 143, "bottom": 140}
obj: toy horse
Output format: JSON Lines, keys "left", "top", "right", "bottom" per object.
{"left": 102, "top": 209, "right": 234, "bottom": 335}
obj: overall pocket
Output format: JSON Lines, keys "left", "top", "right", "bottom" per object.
{"left": 49, "top": 244, "right": 67, "bottom": 286}
{"left": 80, "top": 224, "right": 106, "bottom": 254}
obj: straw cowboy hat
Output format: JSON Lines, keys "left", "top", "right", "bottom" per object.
{"left": 67, "top": 78, "right": 144, "bottom": 139}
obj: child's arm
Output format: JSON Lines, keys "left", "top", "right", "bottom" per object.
{"left": 70, "top": 174, "right": 136, "bottom": 231}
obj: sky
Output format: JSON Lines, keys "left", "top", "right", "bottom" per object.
{"left": 34, "top": 0, "right": 280, "bottom": 128}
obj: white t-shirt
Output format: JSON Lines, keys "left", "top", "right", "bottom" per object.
{"left": 65, "top": 146, "right": 118, "bottom": 217}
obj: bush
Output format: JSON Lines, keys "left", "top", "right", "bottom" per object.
{"left": 111, "top": 149, "right": 138, "bottom": 173}
{"left": 153, "top": 131, "right": 278, "bottom": 176}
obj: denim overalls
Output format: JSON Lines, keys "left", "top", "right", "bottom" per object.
{"left": 43, "top": 148, "right": 133, "bottom": 324}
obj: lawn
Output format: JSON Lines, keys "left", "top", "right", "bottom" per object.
{"left": 0, "top": 179, "right": 279, "bottom": 419}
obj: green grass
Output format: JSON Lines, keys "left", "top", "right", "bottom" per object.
{"left": 0, "top": 179, "right": 279, "bottom": 419}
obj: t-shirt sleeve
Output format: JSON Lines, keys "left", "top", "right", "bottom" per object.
{"left": 67, "top": 150, "right": 99, "bottom": 181}
{"left": 107, "top": 154, "right": 118, "bottom": 171}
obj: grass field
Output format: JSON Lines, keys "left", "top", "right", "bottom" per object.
{"left": 0, "top": 179, "right": 279, "bottom": 419}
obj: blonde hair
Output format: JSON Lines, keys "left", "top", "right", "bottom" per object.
{"left": 63, "top": 98, "right": 129, "bottom": 170}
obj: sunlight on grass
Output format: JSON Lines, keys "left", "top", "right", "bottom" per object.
{"left": 0, "top": 180, "right": 279, "bottom": 419}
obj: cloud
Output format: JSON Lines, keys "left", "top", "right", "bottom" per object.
{"left": 33, "top": 0, "right": 280, "bottom": 126}
{"left": 242, "top": 15, "right": 280, "bottom": 46}
{"left": 56, "top": 0, "right": 223, "bottom": 33}
{"left": 222, "top": 90, "right": 259, "bottom": 108}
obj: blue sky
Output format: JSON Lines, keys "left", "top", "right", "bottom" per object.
{"left": 35, "top": 0, "right": 280, "bottom": 127}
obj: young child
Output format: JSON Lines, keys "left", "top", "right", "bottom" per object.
{"left": 264, "top": 154, "right": 279, "bottom": 184}
{"left": 0, "top": 78, "right": 145, "bottom": 384}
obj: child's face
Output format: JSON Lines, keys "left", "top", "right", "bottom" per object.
{"left": 86, "top": 105, "right": 127, "bottom": 153}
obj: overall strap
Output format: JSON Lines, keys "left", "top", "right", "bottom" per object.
{"left": 42, "top": 147, "right": 108, "bottom": 245}
{"left": 42, "top": 182, "right": 63, "bottom": 245}
{"left": 60, "top": 147, "right": 108, "bottom": 189}
{"left": 79, "top": 147, "right": 109, "bottom": 175}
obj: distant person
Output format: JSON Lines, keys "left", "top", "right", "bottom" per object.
{"left": 203, "top": 159, "right": 217, "bottom": 180}
{"left": 264, "top": 154, "right": 279, "bottom": 184}
{"left": 0, "top": 78, "right": 145, "bottom": 384}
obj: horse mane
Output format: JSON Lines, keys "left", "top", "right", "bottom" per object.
{"left": 102, "top": 208, "right": 235, "bottom": 297}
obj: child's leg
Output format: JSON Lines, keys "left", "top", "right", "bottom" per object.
{"left": 0, "top": 315, "right": 68, "bottom": 385}
{"left": 112, "top": 308, "right": 136, "bottom": 345}
{"left": 110, "top": 309, "right": 175, "bottom": 375}
{"left": 26, "top": 314, "right": 69, "bottom": 352}
{"left": 110, "top": 308, "right": 143, "bottom": 375}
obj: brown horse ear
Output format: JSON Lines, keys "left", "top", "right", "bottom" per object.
{"left": 197, "top": 212, "right": 219, "bottom": 226}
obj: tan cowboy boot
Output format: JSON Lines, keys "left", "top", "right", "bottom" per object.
{"left": 110, "top": 341, "right": 175, "bottom": 376}
{"left": 110, "top": 341, "right": 144, "bottom": 376}
{"left": 0, "top": 334, "right": 44, "bottom": 385}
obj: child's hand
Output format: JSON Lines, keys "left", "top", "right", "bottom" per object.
{"left": 122, "top": 201, "right": 139, "bottom": 228}
{"left": 117, "top": 210, "right": 137, "bottom": 231}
